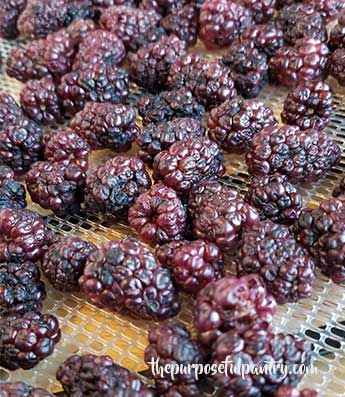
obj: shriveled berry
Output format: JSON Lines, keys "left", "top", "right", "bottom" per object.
{"left": 329, "top": 48, "right": 345, "bottom": 86}
{"left": 328, "top": 10, "right": 345, "bottom": 50}
{"left": 0, "top": 93, "right": 24, "bottom": 129}
{"left": 0, "top": 177, "right": 27, "bottom": 210}
{"left": 333, "top": 176, "right": 345, "bottom": 198}
{"left": 0, "top": 0, "right": 27, "bottom": 39}
{"left": 0, "top": 165, "right": 15, "bottom": 183}
{"left": 0, "top": 382, "right": 53, "bottom": 397}
{"left": 309, "top": 0, "right": 343, "bottom": 20}
{"left": 241, "top": 0, "right": 276, "bottom": 23}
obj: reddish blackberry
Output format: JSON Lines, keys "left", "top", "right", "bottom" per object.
{"left": 129, "top": 35, "right": 187, "bottom": 92}
{"left": 26, "top": 161, "right": 86, "bottom": 216}
{"left": 79, "top": 237, "right": 180, "bottom": 319}
{"left": 269, "top": 37, "right": 329, "bottom": 88}
{"left": 333, "top": 176, "right": 345, "bottom": 198}
{"left": 193, "top": 274, "right": 276, "bottom": 349}
{"left": 0, "top": 311, "right": 60, "bottom": 370}
{"left": 70, "top": 102, "right": 138, "bottom": 151}
{"left": 207, "top": 98, "right": 277, "bottom": 153}
{"left": 329, "top": 10, "right": 345, "bottom": 50}
{"left": 44, "top": 129, "right": 90, "bottom": 172}
{"left": 247, "top": 125, "right": 341, "bottom": 183}
{"left": 157, "top": 239, "right": 224, "bottom": 293}
{"left": 0, "top": 0, "right": 27, "bottom": 39}
{"left": 329, "top": 48, "right": 345, "bottom": 86}
{"left": 167, "top": 53, "right": 237, "bottom": 109}
{"left": 144, "top": 323, "right": 205, "bottom": 396}
{"left": 57, "top": 354, "right": 155, "bottom": 397}
{"left": 66, "top": 18, "right": 96, "bottom": 45}
{"left": 84, "top": 156, "right": 151, "bottom": 218}
{"left": 0, "top": 93, "right": 24, "bottom": 129}
{"left": 128, "top": 183, "right": 187, "bottom": 247}
{"left": 0, "top": 172, "right": 26, "bottom": 209}
{"left": 137, "top": 117, "right": 205, "bottom": 165}
{"left": 57, "top": 62, "right": 129, "bottom": 115}
{"left": 41, "top": 236, "right": 96, "bottom": 292}
{"left": 246, "top": 174, "right": 303, "bottom": 224}
{"left": 241, "top": 0, "right": 276, "bottom": 23}
{"left": 274, "top": 386, "right": 319, "bottom": 397}
{"left": 281, "top": 80, "right": 333, "bottom": 131}
{"left": 199, "top": 0, "right": 254, "bottom": 49}
{"left": 0, "top": 382, "right": 53, "bottom": 397}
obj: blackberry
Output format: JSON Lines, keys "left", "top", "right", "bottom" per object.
{"left": 137, "top": 117, "right": 205, "bottom": 165}
{"left": 129, "top": 35, "right": 187, "bottom": 92}
{"left": 309, "top": 0, "right": 343, "bottom": 20}
{"left": 329, "top": 10, "right": 345, "bottom": 50}
{"left": 138, "top": 88, "right": 205, "bottom": 126}
{"left": 57, "top": 354, "right": 155, "bottom": 397}
{"left": 66, "top": 18, "right": 96, "bottom": 45}
{"left": 281, "top": 80, "right": 333, "bottom": 131}
{"left": 193, "top": 274, "right": 276, "bottom": 349}
{"left": 269, "top": 37, "right": 329, "bottom": 88}
{"left": 41, "top": 236, "right": 96, "bottom": 292}
{"left": 57, "top": 62, "right": 129, "bottom": 115}
{"left": 0, "top": 311, "right": 61, "bottom": 370}
{"left": 274, "top": 386, "right": 319, "bottom": 397}
{"left": 128, "top": 183, "right": 187, "bottom": 247}
{"left": 64, "top": 0, "right": 96, "bottom": 25}
{"left": 0, "top": 165, "right": 15, "bottom": 183}
{"left": 167, "top": 53, "right": 237, "bottom": 109}
{"left": 70, "top": 102, "right": 138, "bottom": 151}
{"left": 328, "top": 48, "right": 345, "bottom": 86}
{"left": 0, "top": 261, "right": 46, "bottom": 317}
{"left": 20, "top": 77, "right": 62, "bottom": 126}
{"left": 0, "top": 93, "right": 24, "bottom": 129}
{"left": 207, "top": 98, "right": 277, "bottom": 153}
{"left": 26, "top": 161, "right": 86, "bottom": 216}
{"left": 44, "top": 129, "right": 90, "bottom": 172}
{"left": 199, "top": 0, "right": 254, "bottom": 49}
{"left": 139, "top": 0, "right": 189, "bottom": 15}
{"left": 333, "top": 176, "right": 345, "bottom": 198}
{"left": 246, "top": 174, "right": 303, "bottom": 224}
{"left": 93, "top": 0, "right": 136, "bottom": 6}
{"left": 79, "top": 237, "right": 180, "bottom": 319}
{"left": 0, "top": 382, "right": 53, "bottom": 397}
{"left": 241, "top": 0, "right": 276, "bottom": 23}
{"left": 157, "top": 239, "right": 224, "bottom": 293}
{"left": 246, "top": 125, "right": 341, "bottom": 183}
{"left": 0, "top": 0, "right": 27, "bottom": 39}
{"left": 144, "top": 323, "right": 205, "bottom": 396}
{"left": 84, "top": 156, "right": 151, "bottom": 218}
{"left": 153, "top": 136, "right": 225, "bottom": 195}
{"left": 0, "top": 178, "right": 27, "bottom": 210}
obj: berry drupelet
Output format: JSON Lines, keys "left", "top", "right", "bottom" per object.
{"left": 0, "top": 311, "right": 61, "bottom": 370}
{"left": 207, "top": 98, "right": 277, "bottom": 153}
{"left": 0, "top": 93, "right": 24, "bottom": 129}
{"left": 329, "top": 10, "right": 345, "bottom": 50}
{"left": 85, "top": 156, "right": 151, "bottom": 219}
{"left": 333, "top": 176, "right": 345, "bottom": 198}
{"left": 274, "top": 386, "right": 319, "bottom": 397}
{"left": 79, "top": 237, "right": 180, "bottom": 319}
{"left": 0, "top": 0, "right": 27, "bottom": 39}
{"left": 241, "top": 0, "right": 276, "bottom": 24}
{"left": 328, "top": 48, "right": 345, "bottom": 86}
{"left": 128, "top": 183, "right": 187, "bottom": 247}
{"left": 0, "top": 166, "right": 27, "bottom": 210}
{"left": 0, "top": 382, "right": 54, "bottom": 397}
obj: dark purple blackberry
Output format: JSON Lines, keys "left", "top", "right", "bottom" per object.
{"left": 85, "top": 156, "right": 151, "bottom": 218}
{"left": 128, "top": 183, "right": 187, "bottom": 246}
{"left": 41, "top": 236, "right": 96, "bottom": 292}
{"left": 70, "top": 102, "right": 139, "bottom": 151}
{"left": 193, "top": 274, "right": 277, "bottom": 349}
{"left": 0, "top": 177, "right": 27, "bottom": 210}
{"left": 328, "top": 10, "right": 345, "bottom": 50}
{"left": 199, "top": 0, "right": 254, "bottom": 49}
{"left": 246, "top": 125, "right": 341, "bottom": 183}
{"left": 281, "top": 80, "right": 333, "bottom": 131}
{"left": 241, "top": 0, "right": 276, "bottom": 23}
{"left": 139, "top": 0, "right": 189, "bottom": 15}
{"left": 269, "top": 37, "right": 329, "bottom": 88}
{"left": 26, "top": 161, "right": 85, "bottom": 216}
{"left": 57, "top": 62, "right": 129, "bottom": 115}
{"left": 293, "top": 197, "right": 345, "bottom": 285}
{"left": 157, "top": 239, "right": 224, "bottom": 293}
{"left": 329, "top": 48, "right": 345, "bottom": 86}
{"left": 57, "top": 354, "right": 155, "bottom": 397}
{"left": 0, "top": 311, "right": 61, "bottom": 370}
{"left": 138, "top": 88, "right": 205, "bottom": 126}
{"left": 93, "top": 0, "right": 136, "bottom": 6}
{"left": 212, "top": 329, "right": 312, "bottom": 396}
{"left": 333, "top": 176, "right": 345, "bottom": 198}
{"left": 100, "top": 5, "right": 162, "bottom": 52}
{"left": 79, "top": 237, "right": 180, "bottom": 319}
{"left": 44, "top": 129, "right": 90, "bottom": 172}
{"left": 274, "top": 386, "right": 319, "bottom": 397}
{"left": 0, "top": 165, "right": 15, "bottom": 183}
{"left": 207, "top": 98, "right": 277, "bottom": 153}
{"left": 145, "top": 323, "right": 205, "bottom": 396}
{"left": 167, "top": 53, "right": 237, "bottom": 109}
{"left": 129, "top": 35, "right": 187, "bottom": 92}
{"left": 0, "top": 93, "right": 24, "bottom": 129}
{"left": 66, "top": 18, "right": 96, "bottom": 45}
{"left": 64, "top": 0, "right": 96, "bottom": 26}
{"left": 246, "top": 174, "right": 303, "bottom": 224}
{"left": 309, "top": 0, "right": 343, "bottom": 20}
{"left": 0, "top": 382, "right": 53, "bottom": 397}
{"left": 0, "top": 0, "right": 27, "bottom": 39}
{"left": 20, "top": 77, "right": 63, "bottom": 126}
{"left": 137, "top": 117, "right": 205, "bottom": 165}
{"left": 276, "top": 0, "right": 301, "bottom": 9}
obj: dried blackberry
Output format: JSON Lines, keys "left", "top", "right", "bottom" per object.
{"left": 64, "top": 0, "right": 96, "bottom": 26}
{"left": 0, "top": 165, "right": 15, "bottom": 183}
{"left": 139, "top": 0, "right": 189, "bottom": 15}
{"left": 93, "top": 0, "right": 136, "bottom": 6}
{"left": 0, "top": 178, "right": 27, "bottom": 210}
{"left": 137, "top": 117, "right": 205, "bottom": 165}
{"left": 0, "top": 311, "right": 61, "bottom": 370}
{"left": 0, "top": 382, "right": 53, "bottom": 397}
{"left": 41, "top": 236, "right": 96, "bottom": 292}
{"left": 193, "top": 274, "right": 276, "bottom": 349}
{"left": 241, "top": 0, "right": 276, "bottom": 23}
{"left": 246, "top": 125, "right": 341, "bottom": 183}
{"left": 79, "top": 237, "right": 180, "bottom": 319}
{"left": 70, "top": 102, "right": 138, "bottom": 150}
{"left": 0, "top": 93, "right": 24, "bottom": 129}
{"left": 128, "top": 183, "right": 187, "bottom": 247}
{"left": 145, "top": 323, "right": 205, "bottom": 396}
{"left": 57, "top": 354, "right": 155, "bottom": 397}
{"left": 129, "top": 35, "right": 187, "bottom": 92}
{"left": 85, "top": 156, "right": 151, "bottom": 218}
{"left": 0, "top": 0, "right": 27, "bottom": 39}
{"left": 246, "top": 174, "right": 303, "bottom": 224}
{"left": 309, "top": 0, "right": 343, "bottom": 20}
{"left": 66, "top": 18, "right": 96, "bottom": 45}
{"left": 199, "top": 0, "right": 254, "bottom": 49}
{"left": 269, "top": 37, "right": 329, "bottom": 88}
{"left": 281, "top": 80, "right": 333, "bottom": 131}
{"left": 207, "top": 98, "right": 277, "bottom": 153}
{"left": 167, "top": 53, "right": 237, "bottom": 109}
{"left": 329, "top": 48, "right": 345, "bottom": 86}
{"left": 274, "top": 386, "right": 319, "bottom": 397}
{"left": 333, "top": 176, "right": 345, "bottom": 198}
{"left": 328, "top": 10, "right": 345, "bottom": 50}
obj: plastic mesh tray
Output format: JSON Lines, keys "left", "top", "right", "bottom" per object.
{"left": 1, "top": 37, "right": 345, "bottom": 396}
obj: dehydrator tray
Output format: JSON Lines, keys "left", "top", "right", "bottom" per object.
{"left": 1, "top": 36, "right": 345, "bottom": 396}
